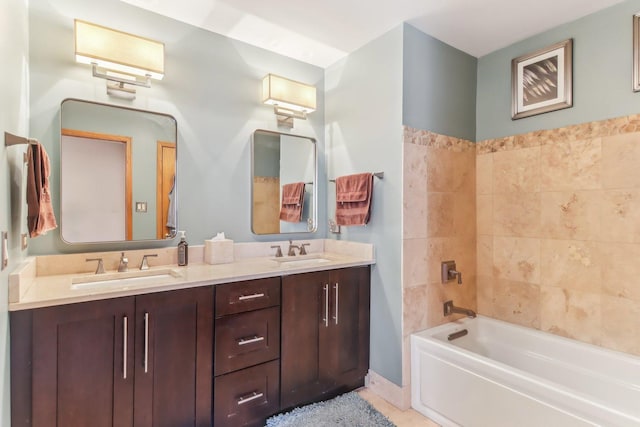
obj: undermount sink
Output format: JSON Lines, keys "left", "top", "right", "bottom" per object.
{"left": 271, "top": 254, "right": 331, "bottom": 268}
{"left": 71, "top": 268, "right": 182, "bottom": 290}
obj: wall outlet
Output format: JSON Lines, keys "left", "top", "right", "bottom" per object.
{"left": 329, "top": 219, "right": 341, "bottom": 234}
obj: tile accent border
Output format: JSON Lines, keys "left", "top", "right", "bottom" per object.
{"left": 477, "top": 114, "right": 640, "bottom": 154}
{"left": 403, "top": 126, "right": 475, "bottom": 152}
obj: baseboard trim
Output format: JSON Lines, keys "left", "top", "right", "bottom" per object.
{"left": 364, "top": 370, "right": 411, "bottom": 410}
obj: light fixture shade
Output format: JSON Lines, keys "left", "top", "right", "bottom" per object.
{"left": 262, "top": 74, "right": 316, "bottom": 113}
{"left": 74, "top": 19, "right": 164, "bottom": 80}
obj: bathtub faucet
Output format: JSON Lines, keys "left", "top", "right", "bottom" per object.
{"left": 444, "top": 300, "right": 476, "bottom": 318}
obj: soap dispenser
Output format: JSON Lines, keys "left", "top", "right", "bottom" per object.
{"left": 177, "top": 231, "right": 188, "bottom": 266}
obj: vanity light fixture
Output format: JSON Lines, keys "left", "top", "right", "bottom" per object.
{"left": 262, "top": 74, "right": 316, "bottom": 127}
{"left": 74, "top": 19, "right": 164, "bottom": 99}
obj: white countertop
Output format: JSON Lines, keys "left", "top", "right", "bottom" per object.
{"left": 10, "top": 247, "right": 374, "bottom": 311}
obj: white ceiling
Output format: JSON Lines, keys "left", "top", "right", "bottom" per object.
{"left": 121, "top": 0, "right": 626, "bottom": 68}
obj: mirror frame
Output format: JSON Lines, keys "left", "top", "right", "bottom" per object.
{"left": 59, "top": 98, "right": 178, "bottom": 244}
{"left": 251, "top": 129, "right": 318, "bottom": 235}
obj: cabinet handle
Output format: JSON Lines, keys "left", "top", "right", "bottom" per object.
{"left": 237, "top": 335, "right": 265, "bottom": 346}
{"left": 238, "top": 293, "right": 265, "bottom": 301}
{"left": 237, "top": 391, "right": 264, "bottom": 406}
{"left": 323, "top": 284, "right": 329, "bottom": 327}
{"left": 123, "top": 316, "right": 128, "bottom": 379}
{"left": 144, "top": 312, "right": 149, "bottom": 374}
{"left": 333, "top": 282, "right": 339, "bottom": 325}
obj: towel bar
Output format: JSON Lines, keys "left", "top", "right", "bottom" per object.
{"left": 329, "top": 171, "right": 384, "bottom": 183}
{"left": 4, "top": 131, "right": 38, "bottom": 146}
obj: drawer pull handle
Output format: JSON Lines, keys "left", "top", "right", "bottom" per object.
{"left": 333, "top": 282, "right": 339, "bottom": 325}
{"left": 238, "top": 293, "right": 265, "bottom": 301}
{"left": 238, "top": 335, "right": 265, "bottom": 346}
{"left": 123, "top": 316, "right": 128, "bottom": 379}
{"left": 237, "top": 391, "right": 264, "bottom": 406}
{"left": 323, "top": 284, "right": 329, "bottom": 327}
{"left": 143, "top": 312, "right": 149, "bottom": 373}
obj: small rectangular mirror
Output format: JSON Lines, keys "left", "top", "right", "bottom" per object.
{"left": 60, "top": 99, "right": 177, "bottom": 243}
{"left": 251, "top": 129, "right": 317, "bottom": 235}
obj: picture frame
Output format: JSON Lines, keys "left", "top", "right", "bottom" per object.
{"left": 633, "top": 13, "right": 640, "bottom": 92}
{"left": 511, "top": 39, "right": 573, "bottom": 119}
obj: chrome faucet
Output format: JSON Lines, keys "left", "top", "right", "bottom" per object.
{"left": 140, "top": 254, "right": 158, "bottom": 270}
{"left": 287, "top": 240, "right": 299, "bottom": 256}
{"left": 86, "top": 257, "right": 105, "bottom": 274}
{"left": 443, "top": 300, "right": 476, "bottom": 318}
{"left": 441, "top": 261, "right": 463, "bottom": 285}
{"left": 118, "top": 252, "right": 129, "bottom": 272}
{"left": 299, "top": 243, "right": 310, "bottom": 255}
{"left": 271, "top": 245, "right": 283, "bottom": 258}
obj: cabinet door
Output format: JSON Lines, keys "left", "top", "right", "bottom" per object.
{"left": 325, "top": 266, "right": 371, "bottom": 390}
{"left": 32, "top": 297, "right": 135, "bottom": 427}
{"left": 280, "top": 271, "right": 332, "bottom": 409}
{"left": 134, "top": 287, "right": 213, "bottom": 427}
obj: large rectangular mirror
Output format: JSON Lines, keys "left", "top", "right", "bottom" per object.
{"left": 251, "top": 129, "right": 317, "bottom": 235}
{"left": 60, "top": 99, "right": 177, "bottom": 243}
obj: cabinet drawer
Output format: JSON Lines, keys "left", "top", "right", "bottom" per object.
{"left": 215, "top": 306, "right": 280, "bottom": 375}
{"left": 214, "top": 360, "right": 280, "bottom": 427}
{"left": 216, "top": 277, "right": 280, "bottom": 317}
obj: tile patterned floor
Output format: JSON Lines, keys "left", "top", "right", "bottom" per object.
{"left": 358, "top": 388, "right": 440, "bottom": 427}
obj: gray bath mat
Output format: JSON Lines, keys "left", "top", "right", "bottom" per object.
{"left": 265, "top": 391, "right": 396, "bottom": 427}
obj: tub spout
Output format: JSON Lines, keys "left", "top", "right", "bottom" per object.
{"left": 444, "top": 300, "right": 476, "bottom": 318}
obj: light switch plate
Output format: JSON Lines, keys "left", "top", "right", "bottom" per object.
{"left": 135, "top": 202, "right": 148, "bottom": 213}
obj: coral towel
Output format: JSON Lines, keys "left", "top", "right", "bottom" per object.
{"left": 279, "top": 182, "right": 305, "bottom": 222}
{"left": 27, "top": 142, "right": 58, "bottom": 237}
{"left": 335, "top": 172, "right": 373, "bottom": 226}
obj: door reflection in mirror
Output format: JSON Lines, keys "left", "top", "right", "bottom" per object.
{"left": 60, "top": 99, "right": 177, "bottom": 243}
{"left": 61, "top": 129, "right": 132, "bottom": 242}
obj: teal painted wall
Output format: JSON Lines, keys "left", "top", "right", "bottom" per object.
{"left": 477, "top": 0, "right": 640, "bottom": 141}
{"left": 403, "top": 23, "right": 477, "bottom": 141}
{"left": 253, "top": 133, "right": 280, "bottom": 177}
{"left": 1, "top": 0, "right": 30, "bottom": 423}
{"left": 28, "top": 0, "right": 325, "bottom": 254}
{"left": 325, "top": 26, "right": 404, "bottom": 385}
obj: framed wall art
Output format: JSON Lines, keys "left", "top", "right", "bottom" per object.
{"left": 511, "top": 39, "right": 573, "bottom": 119}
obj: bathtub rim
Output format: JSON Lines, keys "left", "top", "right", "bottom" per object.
{"left": 410, "top": 315, "right": 640, "bottom": 426}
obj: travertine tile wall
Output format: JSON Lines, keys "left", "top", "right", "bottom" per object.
{"left": 252, "top": 177, "right": 280, "bottom": 234}
{"left": 477, "top": 114, "right": 640, "bottom": 355}
{"left": 402, "top": 126, "right": 477, "bottom": 386}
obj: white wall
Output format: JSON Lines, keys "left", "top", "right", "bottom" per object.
{"left": 325, "top": 26, "right": 404, "bottom": 385}
{"left": 0, "top": 0, "right": 30, "bottom": 423}
{"left": 60, "top": 136, "right": 126, "bottom": 242}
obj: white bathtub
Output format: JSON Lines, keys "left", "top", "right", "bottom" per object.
{"left": 411, "top": 316, "right": 640, "bottom": 427}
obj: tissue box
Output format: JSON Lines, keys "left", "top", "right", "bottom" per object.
{"left": 204, "top": 239, "right": 234, "bottom": 264}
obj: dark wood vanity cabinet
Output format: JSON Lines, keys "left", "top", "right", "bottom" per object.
{"left": 10, "top": 286, "right": 213, "bottom": 427}
{"left": 213, "top": 277, "right": 281, "bottom": 427}
{"left": 133, "top": 287, "right": 213, "bottom": 427}
{"left": 280, "top": 266, "right": 370, "bottom": 410}
{"left": 10, "top": 265, "right": 371, "bottom": 427}
{"left": 12, "top": 296, "right": 136, "bottom": 427}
